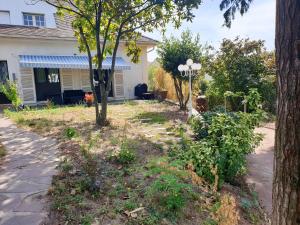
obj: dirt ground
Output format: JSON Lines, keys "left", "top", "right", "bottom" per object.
{"left": 247, "top": 123, "right": 275, "bottom": 216}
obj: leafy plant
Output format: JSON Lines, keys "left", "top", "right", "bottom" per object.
{"left": 0, "top": 81, "right": 22, "bottom": 110}
{"left": 64, "top": 127, "right": 78, "bottom": 139}
{"left": 117, "top": 139, "right": 137, "bottom": 165}
{"left": 176, "top": 112, "right": 262, "bottom": 187}
{"left": 204, "top": 38, "right": 276, "bottom": 113}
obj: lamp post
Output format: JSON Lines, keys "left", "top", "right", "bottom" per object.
{"left": 178, "top": 59, "right": 201, "bottom": 117}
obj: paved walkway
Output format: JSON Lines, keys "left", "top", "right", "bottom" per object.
{"left": 246, "top": 123, "right": 275, "bottom": 216}
{"left": 0, "top": 116, "right": 59, "bottom": 225}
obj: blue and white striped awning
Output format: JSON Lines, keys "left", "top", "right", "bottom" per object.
{"left": 19, "top": 55, "right": 131, "bottom": 70}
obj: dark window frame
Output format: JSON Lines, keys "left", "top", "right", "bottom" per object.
{"left": 0, "top": 60, "right": 9, "bottom": 84}
{"left": 34, "top": 68, "right": 60, "bottom": 84}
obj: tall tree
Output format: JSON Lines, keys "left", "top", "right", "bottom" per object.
{"left": 272, "top": 0, "right": 300, "bottom": 224}
{"left": 39, "top": 0, "right": 202, "bottom": 126}
{"left": 219, "top": 0, "right": 300, "bottom": 224}
{"left": 158, "top": 30, "right": 204, "bottom": 110}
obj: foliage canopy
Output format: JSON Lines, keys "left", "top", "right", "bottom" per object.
{"left": 204, "top": 38, "right": 276, "bottom": 112}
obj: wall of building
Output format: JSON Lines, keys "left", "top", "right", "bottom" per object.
{"left": 0, "top": 0, "right": 57, "bottom": 27}
{"left": 0, "top": 37, "right": 150, "bottom": 103}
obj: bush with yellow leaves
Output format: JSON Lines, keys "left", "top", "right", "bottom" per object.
{"left": 213, "top": 194, "right": 240, "bottom": 225}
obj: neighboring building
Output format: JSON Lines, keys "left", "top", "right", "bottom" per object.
{"left": 0, "top": 0, "right": 157, "bottom": 105}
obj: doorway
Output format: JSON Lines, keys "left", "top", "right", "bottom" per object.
{"left": 34, "top": 68, "right": 62, "bottom": 104}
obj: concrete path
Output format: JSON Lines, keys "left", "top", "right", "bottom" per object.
{"left": 0, "top": 116, "right": 59, "bottom": 225}
{"left": 246, "top": 123, "right": 275, "bottom": 216}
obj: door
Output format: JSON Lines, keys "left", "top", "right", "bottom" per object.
{"left": 34, "top": 68, "right": 62, "bottom": 104}
{"left": 0, "top": 60, "right": 11, "bottom": 104}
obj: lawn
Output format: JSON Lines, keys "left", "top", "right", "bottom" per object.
{"left": 5, "top": 100, "right": 267, "bottom": 225}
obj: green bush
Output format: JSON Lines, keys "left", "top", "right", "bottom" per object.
{"left": 174, "top": 112, "right": 262, "bottom": 187}
{"left": 0, "top": 81, "right": 22, "bottom": 110}
{"left": 64, "top": 127, "right": 78, "bottom": 139}
{"left": 190, "top": 111, "right": 238, "bottom": 140}
{"left": 117, "top": 140, "right": 136, "bottom": 165}
{"left": 146, "top": 173, "right": 193, "bottom": 217}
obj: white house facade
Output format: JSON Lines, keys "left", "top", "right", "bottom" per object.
{"left": 0, "top": 0, "right": 157, "bottom": 105}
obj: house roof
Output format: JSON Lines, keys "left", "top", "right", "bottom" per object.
{"left": 0, "top": 15, "right": 158, "bottom": 45}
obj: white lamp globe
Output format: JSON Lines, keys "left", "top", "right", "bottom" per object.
{"left": 195, "top": 63, "right": 201, "bottom": 70}
{"left": 178, "top": 64, "right": 184, "bottom": 72}
{"left": 186, "top": 59, "right": 193, "bottom": 66}
{"left": 183, "top": 65, "right": 189, "bottom": 71}
{"left": 191, "top": 64, "right": 198, "bottom": 70}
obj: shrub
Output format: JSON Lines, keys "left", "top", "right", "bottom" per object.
{"left": 117, "top": 140, "right": 136, "bottom": 165}
{"left": 0, "top": 81, "right": 22, "bottom": 110}
{"left": 64, "top": 127, "right": 78, "bottom": 139}
{"left": 174, "top": 112, "right": 262, "bottom": 187}
{"left": 190, "top": 111, "right": 238, "bottom": 140}
{"left": 212, "top": 194, "right": 240, "bottom": 225}
{"left": 198, "top": 79, "right": 209, "bottom": 95}
{"left": 146, "top": 173, "right": 193, "bottom": 217}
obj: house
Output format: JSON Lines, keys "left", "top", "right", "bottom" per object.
{"left": 0, "top": 0, "right": 157, "bottom": 105}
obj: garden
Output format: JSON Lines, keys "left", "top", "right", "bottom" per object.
{"left": 4, "top": 98, "right": 268, "bottom": 225}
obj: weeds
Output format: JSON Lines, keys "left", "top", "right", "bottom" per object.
{"left": 146, "top": 173, "right": 193, "bottom": 218}
{"left": 212, "top": 194, "right": 240, "bottom": 225}
{"left": 64, "top": 127, "right": 78, "bottom": 139}
{"left": 59, "top": 158, "right": 73, "bottom": 173}
{"left": 0, "top": 143, "right": 6, "bottom": 158}
{"left": 109, "top": 138, "right": 137, "bottom": 165}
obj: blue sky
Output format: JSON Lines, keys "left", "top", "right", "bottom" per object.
{"left": 145, "top": 0, "right": 276, "bottom": 62}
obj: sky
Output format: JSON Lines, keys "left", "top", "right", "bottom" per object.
{"left": 145, "top": 0, "right": 276, "bottom": 62}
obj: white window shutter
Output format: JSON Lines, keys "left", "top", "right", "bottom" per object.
{"left": 114, "top": 71, "right": 124, "bottom": 98}
{"left": 80, "top": 70, "right": 91, "bottom": 92}
{"left": 20, "top": 67, "right": 35, "bottom": 103}
{"left": 61, "top": 69, "right": 73, "bottom": 90}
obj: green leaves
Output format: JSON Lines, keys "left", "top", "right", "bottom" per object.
{"left": 220, "top": 0, "right": 253, "bottom": 27}
{"left": 205, "top": 38, "right": 276, "bottom": 112}
{"left": 179, "top": 111, "right": 262, "bottom": 187}
{"left": 158, "top": 30, "right": 205, "bottom": 80}
{"left": 0, "top": 81, "right": 21, "bottom": 110}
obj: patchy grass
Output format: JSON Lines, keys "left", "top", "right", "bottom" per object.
{"left": 5, "top": 101, "right": 267, "bottom": 225}
{"left": 134, "top": 112, "right": 168, "bottom": 124}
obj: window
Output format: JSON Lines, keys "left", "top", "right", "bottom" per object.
{"left": 23, "top": 13, "right": 45, "bottom": 27}
{"left": 35, "top": 68, "right": 60, "bottom": 83}
{"left": 35, "top": 68, "right": 47, "bottom": 83}
{"left": 0, "top": 61, "right": 9, "bottom": 84}
{"left": 0, "top": 11, "right": 10, "bottom": 24}
{"left": 48, "top": 69, "right": 60, "bottom": 83}
{"left": 35, "top": 15, "right": 45, "bottom": 27}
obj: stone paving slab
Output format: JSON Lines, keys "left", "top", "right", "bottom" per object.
{"left": 0, "top": 117, "right": 59, "bottom": 225}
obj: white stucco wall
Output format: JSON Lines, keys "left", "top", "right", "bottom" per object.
{"left": 0, "top": 37, "right": 151, "bottom": 103}
{"left": 0, "top": 0, "right": 57, "bottom": 27}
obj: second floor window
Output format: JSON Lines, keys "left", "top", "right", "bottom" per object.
{"left": 23, "top": 13, "right": 45, "bottom": 27}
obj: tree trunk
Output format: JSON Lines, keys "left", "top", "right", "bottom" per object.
{"left": 78, "top": 27, "right": 100, "bottom": 125}
{"left": 173, "top": 77, "right": 187, "bottom": 110}
{"left": 99, "top": 83, "right": 108, "bottom": 126}
{"left": 272, "top": 1, "right": 300, "bottom": 225}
